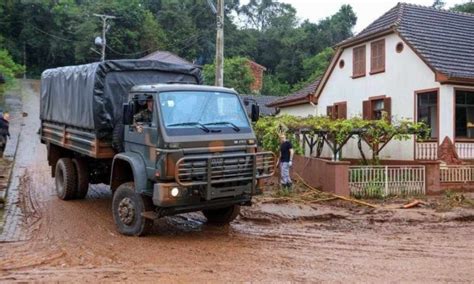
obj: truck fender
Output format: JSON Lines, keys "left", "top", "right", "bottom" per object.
{"left": 110, "top": 152, "right": 148, "bottom": 194}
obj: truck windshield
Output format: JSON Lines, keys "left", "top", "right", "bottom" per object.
{"left": 158, "top": 91, "right": 250, "bottom": 134}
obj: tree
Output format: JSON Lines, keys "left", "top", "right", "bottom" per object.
{"left": 451, "top": 1, "right": 474, "bottom": 13}
{"left": 432, "top": 0, "right": 446, "bottom": 9}
{"left": 203, "top": 57, "right": 255, "bottom": 94}
{"left": 239, "top": 0, "right": 297, "bottom": 31}
{"left": 0, "top": 48, "right": 24, "bottom": 92}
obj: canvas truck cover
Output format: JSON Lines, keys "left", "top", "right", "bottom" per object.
{"left": 40, "top": 59, "right": 203, "bottom": 138}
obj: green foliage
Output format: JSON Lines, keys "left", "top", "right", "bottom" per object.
{"left": 261, "top": 74, "right": 291, "bottom": 96}
{"left": 432, "top": 0, "right": 446, "bottom": 9}
{"left": 0, "top": 48, "right": 24, "bottom": 91}
{"left": 0, "top": 0, "right": 357, "bottom": 90}
{"left": 254, "top": 114, "right": 430, "bottom": 163}
{"left": 203, "top": 57, "right": 255, "bottom": 94}
{"left": 451, "top": 1, "right": 474, "bottom": 13}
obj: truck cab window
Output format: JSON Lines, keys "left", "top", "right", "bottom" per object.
{"left": 133, "top": 96, "right": 154, "bottom": 125}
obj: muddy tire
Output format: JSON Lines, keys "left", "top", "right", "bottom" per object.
{"left": 203, "top": 205, "right": 240, "bottom": 225}
{"left": 55, "top": 158, "right": 78, "bottom": 200}
{"left": 72, "top": 158, "right": 89, "bottom": 199}
{"left": 112, "top": 182, "right": 154, "bottom": 236}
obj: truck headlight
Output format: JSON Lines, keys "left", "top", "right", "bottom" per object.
{"left": 170, "top": 187, "right": 180, "bottom": 197}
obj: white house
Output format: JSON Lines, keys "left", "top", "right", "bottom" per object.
{"left": 268, "top": 3, "right": 474, "bottom": 162}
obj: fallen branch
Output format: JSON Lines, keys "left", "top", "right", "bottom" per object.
{"left": 294, "top": 173, "right": 378, "bottom": 208}
{"left": 402, "top": 199, "right": 428, "bottom": 209}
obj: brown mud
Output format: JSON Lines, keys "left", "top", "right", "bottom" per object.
{"left": 0, "top": 81, "right": 473, "bottom": 282}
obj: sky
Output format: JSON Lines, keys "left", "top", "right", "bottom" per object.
{"left": 242, "top": 0, "right": 469, "bottom": 32}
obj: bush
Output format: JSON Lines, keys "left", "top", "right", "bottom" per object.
{"left": 0, "top": 49, "right": 25, "bottom": 91}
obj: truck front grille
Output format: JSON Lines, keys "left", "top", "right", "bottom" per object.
{"left": 175, "top": 152, "right": 275, "bottom": 186}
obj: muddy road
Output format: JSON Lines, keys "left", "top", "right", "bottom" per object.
{"left": 0, "top": 81, "right": 473, "bottom": 282}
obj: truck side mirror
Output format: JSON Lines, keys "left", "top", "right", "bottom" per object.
{"left": 251, "top": 104, "right": 260, "bottom": 122}
{"left": 122, "top": 103, "right": 134, "bottom": 125}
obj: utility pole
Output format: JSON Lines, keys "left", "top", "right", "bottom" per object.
{"left": 215, "top": 0, "right": 224, "bottom": 87}
{"left": 93, "top": 13, "right": 116, "bottom": 61}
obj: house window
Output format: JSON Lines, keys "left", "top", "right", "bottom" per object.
{"left": 363, "top": 97, "right": 392, "bottom": 121}
{"left": 327, "top": 102, "right": 347, "bottom": 119}
{"left": 370, "top": 39, "right": 385, "bottom": 74}
{"left": 417, "top": 91, "right": 438, "bottom": 139}
{"left": 455, "top": 90, "right": 474, "bottom": 138}
{"left": 352, "top": 45, "right": 366, "bottom": 78}
{"left": 372, "top": 99, "right": 385, "bottom": 120}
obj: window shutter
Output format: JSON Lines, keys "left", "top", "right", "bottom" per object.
{"left": 326, "top": 106, "right": 333, "bottom": 118}
{"left": 383, "top": 97, "right": 392, "bottom": 122}
{"left": 332, "top": 105, "right": 338, "bottom": 120}
{"left": 363, "top": 100, "right": 371, "bottom": 120}
{"left": 338, "top": 102, "right": 347, "bottom": 119}
{"left": 371, "top": 42, "right": 377, "bottom": 72}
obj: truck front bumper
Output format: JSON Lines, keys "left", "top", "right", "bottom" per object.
{"left": 152, "top": 181, "right": 262, "bottom": 208}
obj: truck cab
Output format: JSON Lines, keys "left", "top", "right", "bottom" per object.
{"left": 109, "top": 84, "right": 275, "bottom": 235}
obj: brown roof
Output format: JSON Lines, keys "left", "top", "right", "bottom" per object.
{"left": 267, "top": 78, "right": 321, "bottom": 107}
{"left": 247, "top": 59, "right": 267, "bottom": 71}
{"left": 337, "top": 3, "right": 474, "bottom": 81}
{"left": 141, "top": 50, "right": 193, "bottom": 65}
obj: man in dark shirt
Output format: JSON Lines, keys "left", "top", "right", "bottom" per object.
{"left": 277, "top": 134, "right": 294, "bottom": 189}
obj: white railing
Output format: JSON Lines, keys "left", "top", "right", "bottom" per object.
{"left": 455, "top": 143, "right": 474, "bottom": 160}
{"left": 349, "top": 166, "right": 426, "bottom": 198}
{"left": 440, "top": 165, "right": 474, "bottom": 183}
{"left": 415, "top": 142, "right": 438, "bottom": 160}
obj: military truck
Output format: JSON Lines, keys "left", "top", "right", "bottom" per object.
{"left": 40, "top": 60, "right": 275, "bottom": 236}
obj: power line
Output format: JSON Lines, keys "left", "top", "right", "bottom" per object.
{"left": 30, "top": 25, "right": 76, "bottom": 42}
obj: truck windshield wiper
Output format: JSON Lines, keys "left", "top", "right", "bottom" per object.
{"left": 204, "top": 121, "right": 240, "bottom": 132}
{"left": 167, "top": 122, "right": 211, "bottom": 133}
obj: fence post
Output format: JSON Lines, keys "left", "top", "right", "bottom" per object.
{"left": 384, "top": 166, "right": 388, "bottom": 196}
{"left": 418, "top": 161, "right": 441, "bottom": 195}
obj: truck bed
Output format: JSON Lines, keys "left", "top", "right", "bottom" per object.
{"left": 41, "top": 121, "right": 115, "bottom": 159}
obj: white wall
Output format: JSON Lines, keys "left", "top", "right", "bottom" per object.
{"left": 278, "top": 104, "right": 317, "bottom": 117}
{"left": 316, "top": 33, "right": 442, "bottom": 161}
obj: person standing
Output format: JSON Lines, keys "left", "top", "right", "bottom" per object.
{"left": 277, "top": 134, "right": 294, "bottom": 189}
{"left": 0, "top": 112, "right": 10, "bottom": 157}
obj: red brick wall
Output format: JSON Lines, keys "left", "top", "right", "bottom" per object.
{"left": 247, "top": 61, "right": 265, "bottom": 93}
{"left": 292, "top": 155, "right": 351, "bottom": 196}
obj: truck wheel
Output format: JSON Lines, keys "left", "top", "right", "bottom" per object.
{"left": 72, "top": 158, "right": 89, "bottom": 199}
{"left": 112, "top": 182, "right": 154, "bottom": 236}
{"left": 55, "top": 158, "right": 78, "bottom": 200}
{"left": 203, "top": 205, "right": 240, "bottom": 225}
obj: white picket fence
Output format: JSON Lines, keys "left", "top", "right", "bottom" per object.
{"left": 455, "top": 143, "right": 474, "bottom": 160}
{"left": 440, "top": 165, "right": 474, "bottom": 183}
{"left": 349, "top": 165, "right": 426, "bottom": 198}
{"left": 415, "top": 142, "right": 438, "bottom": 160}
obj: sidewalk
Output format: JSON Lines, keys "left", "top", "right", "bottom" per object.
{"left": 0, "top": 81, "right": 27, "bottom": 242}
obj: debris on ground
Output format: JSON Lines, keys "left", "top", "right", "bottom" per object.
{"left": 402, "top": 199, "right": 429, "bottom": 209}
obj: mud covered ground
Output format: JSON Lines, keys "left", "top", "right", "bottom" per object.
{"left": 0, "top": 81, "right": 473, "bottom": 282}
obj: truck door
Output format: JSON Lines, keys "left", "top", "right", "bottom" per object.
{"left": 124, "top": 94, "right": 158, "bottom": 179}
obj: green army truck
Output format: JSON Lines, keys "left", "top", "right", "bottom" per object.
{"left": 40, "top": 60, "right": 275, "bottom": 236}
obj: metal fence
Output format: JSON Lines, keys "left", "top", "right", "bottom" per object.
{"left": 415, "top": 142, "right": 438, "bottom": 160}
{"left": 440, "top": 165, "right": 474, "bottom": 183}
{"left": 349, "top": 165, "right": 426, "bottom": 198}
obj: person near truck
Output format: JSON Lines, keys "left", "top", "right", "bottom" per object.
{"left": 0, "top": 111, "right": 10, "bottom": 157}
{"left": 133, "top": 97, "right": 154, "bottom": 124}
{"left": 277, "top": 134, "right": 294, "bottom": 189}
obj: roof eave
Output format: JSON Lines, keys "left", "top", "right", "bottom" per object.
{"left": 336, "top": 27, "right": 396, "bottom": 49}
{"left": 266, "top": 96, "right": 311, "bottom": 108}
{"left": 436, "top": 72, "right": 474, "bottom": 85}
